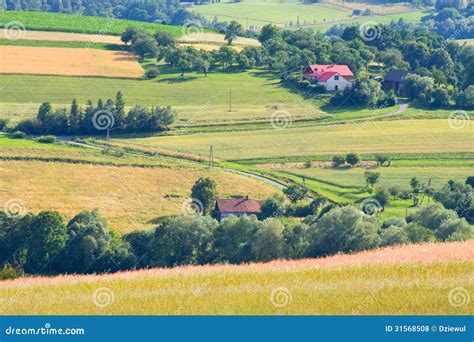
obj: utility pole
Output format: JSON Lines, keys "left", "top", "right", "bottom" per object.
{"left": 105, "top": 128, "right": 110, "bottom": 154}
{"left": 208, "top": 145, "right": 214, "bottom": 168}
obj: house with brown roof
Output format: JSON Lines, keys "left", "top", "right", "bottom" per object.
{"left": 383, "top": 69, "right": 412, "bottom": 94}
{"left": 304, "top": 64, "right": 354, "bottom": 92}
{"left": 215, "top": 197, "right": 263, "bottom": 220}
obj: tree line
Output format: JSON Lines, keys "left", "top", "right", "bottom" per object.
{"left": 1, "top": 178, "right": 471, "bottom": 279}
{"left": 11, "top": 92, "right": 177, "bottom": 135}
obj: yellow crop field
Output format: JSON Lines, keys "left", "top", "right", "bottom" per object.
{"left": 0, "top": 160, "right": 277, "bottom": 232}
{"left": 0, "top": 241, "right": 472, "bottom": 315}
{"left": 0, "top": 46, "right": 143, "bottom": 78}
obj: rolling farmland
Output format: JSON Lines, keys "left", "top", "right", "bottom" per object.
{"left": 0, "top": 46, "right": 143, "bottom": 78}
{"left": 114, "top": 119, "right": 474, "bottom": 161}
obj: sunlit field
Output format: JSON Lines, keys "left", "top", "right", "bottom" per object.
{"left": 0, "top": 159, "right": 276, "bottom": 233}
{"left": 1, "top": 241, "right": 472, "bottom": 315}
{"left": 113, "top": 120, "right": 474, "bottom": 161}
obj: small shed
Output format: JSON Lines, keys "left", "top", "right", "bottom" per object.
{"left": 383, "top": 69, "right": 412, "bottom": 94}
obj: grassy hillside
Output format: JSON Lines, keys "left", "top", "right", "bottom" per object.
{"left": 113, "top": 120, "right": 474, "bottom": 161}
{"left": 0, "top": 70, "right": 321, "bottom": 126}
{"left": 1, "top": 241, "right": 472, "bottom": 315}
{"left": 0, "top": 11, "right": 182, "bottom": 37}
{"left": 0, "top": 136, "right": 277, "bottom": 232}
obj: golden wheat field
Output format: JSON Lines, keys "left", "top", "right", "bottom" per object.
{"left": 0, "top": 160, "right": 277, "bottom": 232}
{"left": 0, "top": 46, "right": 143, "bottom": 78}
{"left": 0, "top": 241, "right": 472, "bottom": 315}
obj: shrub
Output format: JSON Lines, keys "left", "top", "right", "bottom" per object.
{"left": 332, "top": 155, "right": 346, "bottom": 167}
{"left": 373, "top": 188, "right": 390, "bottom": 209}
{"left": 304, "top": 160, "right": 312, "bottom": 168}
{"left": 345, "top": 153, "right": 360, "bottom": 166}
{"left": 375, "top": 153, "right": 390, "bottom": 166}
{"left": 283, "top": 223, "right": 310, "bottom": 259}
{"left": 259, "top": 194, "right": 286, "bottom": 219}
{"left": 381, "top": 217, "right": 406, "bottom": 229}
{"left": 380, "top": 226, "right": 409, "bottom": 246}
{"left": 466, "top": 176, "right": 474, "bottom": 188}
{"left": 389, "top": 185, "right": 402, "bottom": 198}
{"left": 308, "top": 206, "right": 381, "bottom": 256}
{"left": 437, "top": 218, "right": 472, "bottom": 241}
{"left": 36, "top": 135, "right": 56, "bottom": 143}
{"left": 0, "top": 118, "right": 9, "bottom": 132}
{"left": 0, "top": 263, "right": 23, "bottom": 281}
{"left": 407, "top": 204, "right": 457, "bottom": 230}
{"left": 364, "top": 171, "right": 380, "bottom": 187}
{"left": 10, "top": 131, "right": 27, "bottom": 139}
{"left": 252, "top": 219, "right": 285, "bottom": 262}
{"left": 404, "top": 223, "right": 436, "bottom": 243}
{"left": 145, "top": 68, "right": 160, "bottom": 79}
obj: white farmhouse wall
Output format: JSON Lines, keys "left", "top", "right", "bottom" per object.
{"left": 318, "top": 74, "right": 352, "bottom": 91}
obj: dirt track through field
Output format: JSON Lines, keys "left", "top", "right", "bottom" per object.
{"left": 0, "top": 46, "right": 143, "bottom": 78}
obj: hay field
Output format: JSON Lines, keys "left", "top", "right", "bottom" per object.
{"left": 0, "top": 241, "right": 472, "bottom": 315}
{"left": 0, "top": 160, "right": 276, "bottom": 233}
{"left": 0, "top": 46, "right": 143, "bottom": 78}
{"left": 0, "top": 29, "right": 122, "bottom": 44}
{"left": 115, "top": 119, "right": 474, "bottom": 161}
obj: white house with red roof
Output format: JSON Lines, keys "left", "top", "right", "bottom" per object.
{"left": 304, "top": 64, "right": 354, "bottom": 92}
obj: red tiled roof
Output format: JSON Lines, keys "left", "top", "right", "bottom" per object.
{"left": 315, "top": 71, "right": 336, "bottom": 82}
{"left": 307, "top": 64, "right": 353, "bottom": 77}
{"left": 216, "top": 198, "right": 263, "bottom": 214}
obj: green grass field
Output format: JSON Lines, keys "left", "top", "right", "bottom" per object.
{"left": 0, "top": 11, "right": 182, "bottom": 37}
{"left": 306, "top": 10, "right": 428, "bottom": 33}
{"left": 0, "top": 69, "right": 322, "bottom": 126}
{"left": 276, "top": 164, "right": 474, "bottom": 190}
{"left": 113, "top": 119, "right": 474, "bottom": 161}
{"left": 1, "top": 241, "right": 472, "bottom": 315}
{"left": 190, "top": 1, "right": 349, "bottom": 28}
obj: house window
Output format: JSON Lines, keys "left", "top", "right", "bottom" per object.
{"left": 335, "top": 85, "right": 339, "bottom": 91}
{"left": 334, "top": 75, "right": 339, "bottom": 80}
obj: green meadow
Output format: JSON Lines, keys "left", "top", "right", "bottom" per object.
{"left": 0, "top": 11, "right": 182, "bottom": 37}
